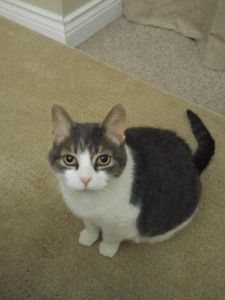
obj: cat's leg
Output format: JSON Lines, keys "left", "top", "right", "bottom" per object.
{"left": 79, "top": 219, "right": 99, "bottom": 246}
{"left": 99, "top": 230, "right": 121, "bottom": 258}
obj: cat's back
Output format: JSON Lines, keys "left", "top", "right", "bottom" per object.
{"left": 125, "top": 126, "right": 192, "bottom": 161}
{"left": 125, "top": 126, "right": 199, "bottom": 202}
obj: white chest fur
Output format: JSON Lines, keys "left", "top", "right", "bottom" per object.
{"left": 57, "top": 146, "right": 140, "bottom": 242}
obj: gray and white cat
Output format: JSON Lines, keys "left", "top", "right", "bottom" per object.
{"left": 48, "top": 104, "right": 215, "bottom": 257}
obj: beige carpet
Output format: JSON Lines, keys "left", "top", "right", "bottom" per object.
{"left": 1, "top": 17, "right": 225, "bottom": 300}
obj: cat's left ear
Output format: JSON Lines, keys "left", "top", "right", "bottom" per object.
{"left": 101, "top": 104, "right": 126, "bottom": 145}
{"left": 51, "top": 104, "right": 73, "bottom": 144}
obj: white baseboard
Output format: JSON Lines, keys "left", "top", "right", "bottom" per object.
{"left": 0, "top": 0, "right": 123, "bottom": 46}
{"left": 65, "top": 0, "right": 123, "bottom": 47}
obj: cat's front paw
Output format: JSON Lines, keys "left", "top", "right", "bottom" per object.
{"left": 79, "top": 229, "right": 99, "bottom": 246}
{"left": 99, "top": 241, "right": 120, "bottom": 258}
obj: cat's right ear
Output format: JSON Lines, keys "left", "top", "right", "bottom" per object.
{"left": 51, "top": 104, "right": 73, "bottom": 144}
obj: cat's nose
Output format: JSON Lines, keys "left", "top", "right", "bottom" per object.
{"left": 80, "top": 177, "right": 91, "bottom": 188}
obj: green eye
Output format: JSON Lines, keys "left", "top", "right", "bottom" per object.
{"left": 96, "top": 155, "right": 111, "bottom": 167}
{"left": 63, "top": 155, "right": 78, "bottom": 166}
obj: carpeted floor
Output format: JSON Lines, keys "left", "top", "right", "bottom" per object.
{"left": 1, "top": 17, "right": 225, "bottom": 300}
{"left": 78, "top": 17, "right": 225, "bottom": 116}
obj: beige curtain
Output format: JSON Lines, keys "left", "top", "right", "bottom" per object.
{"left": 123, "top": 0, "right": 225, "bottom": 70}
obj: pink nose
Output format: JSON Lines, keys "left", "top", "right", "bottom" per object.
{"left": 80, "top": 177, "right": 91, "bottom": 188}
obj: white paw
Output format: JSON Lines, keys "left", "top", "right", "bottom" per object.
{"left": 79, "top": 229, "right": 99, "bottom": 246}
{"left": 132, "top": 236, "right": 141, "bottom": 244}
{"left": 99, "top": 241, "right": 120, "bottom": 258}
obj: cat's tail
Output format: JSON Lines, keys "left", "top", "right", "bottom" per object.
{"left": 187, "top": 109, "right": 215, "bottom": 175}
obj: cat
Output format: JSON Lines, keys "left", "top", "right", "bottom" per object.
{"left": 48, "top": 104, "right": 215, "bottom": 257}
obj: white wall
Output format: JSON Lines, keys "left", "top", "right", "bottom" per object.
{"left": 21, "top": 0, "right": 92, "bottom": 16}
{"left": 63, "top": 0, "right": 92, "bottom": 15}
{"left": 21, "top": 0, "right": 63, "bottom": 15}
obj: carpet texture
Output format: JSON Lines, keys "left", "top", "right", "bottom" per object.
{"left": 78, "top": 17, "right": 225, "bottom": 116}
{"left": 123, "top": 0, "right": 225, "bottom": 70}
{"left": 1, "top": 17, "right": 225, "bottom": 300}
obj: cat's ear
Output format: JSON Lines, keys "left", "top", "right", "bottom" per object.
{"left": 51, "top": 104, "right": 73, "bottom": 144}
{"left": 101, "top": 104, "right": 126, "bottom": 144}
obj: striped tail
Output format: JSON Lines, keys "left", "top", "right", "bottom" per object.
{"left": 187, "top": 110, "right": 215, "bottom": 174}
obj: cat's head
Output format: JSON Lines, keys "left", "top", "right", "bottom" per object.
{"left": 48, "top": 104, "right": 127, "bottom": 191}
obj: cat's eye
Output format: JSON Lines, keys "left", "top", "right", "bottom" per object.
{"left": 63, "top": 155, "right": 78, "bottom": 167}
{"left": 96, "top": 155, "right": 111, "bottom": 167}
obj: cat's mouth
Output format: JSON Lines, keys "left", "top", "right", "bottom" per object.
{"left": 73, "top": 184, "right": 95, "bottom": 192}
{"left": 79, "top": 185, "right": 103, "bottom": 192}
